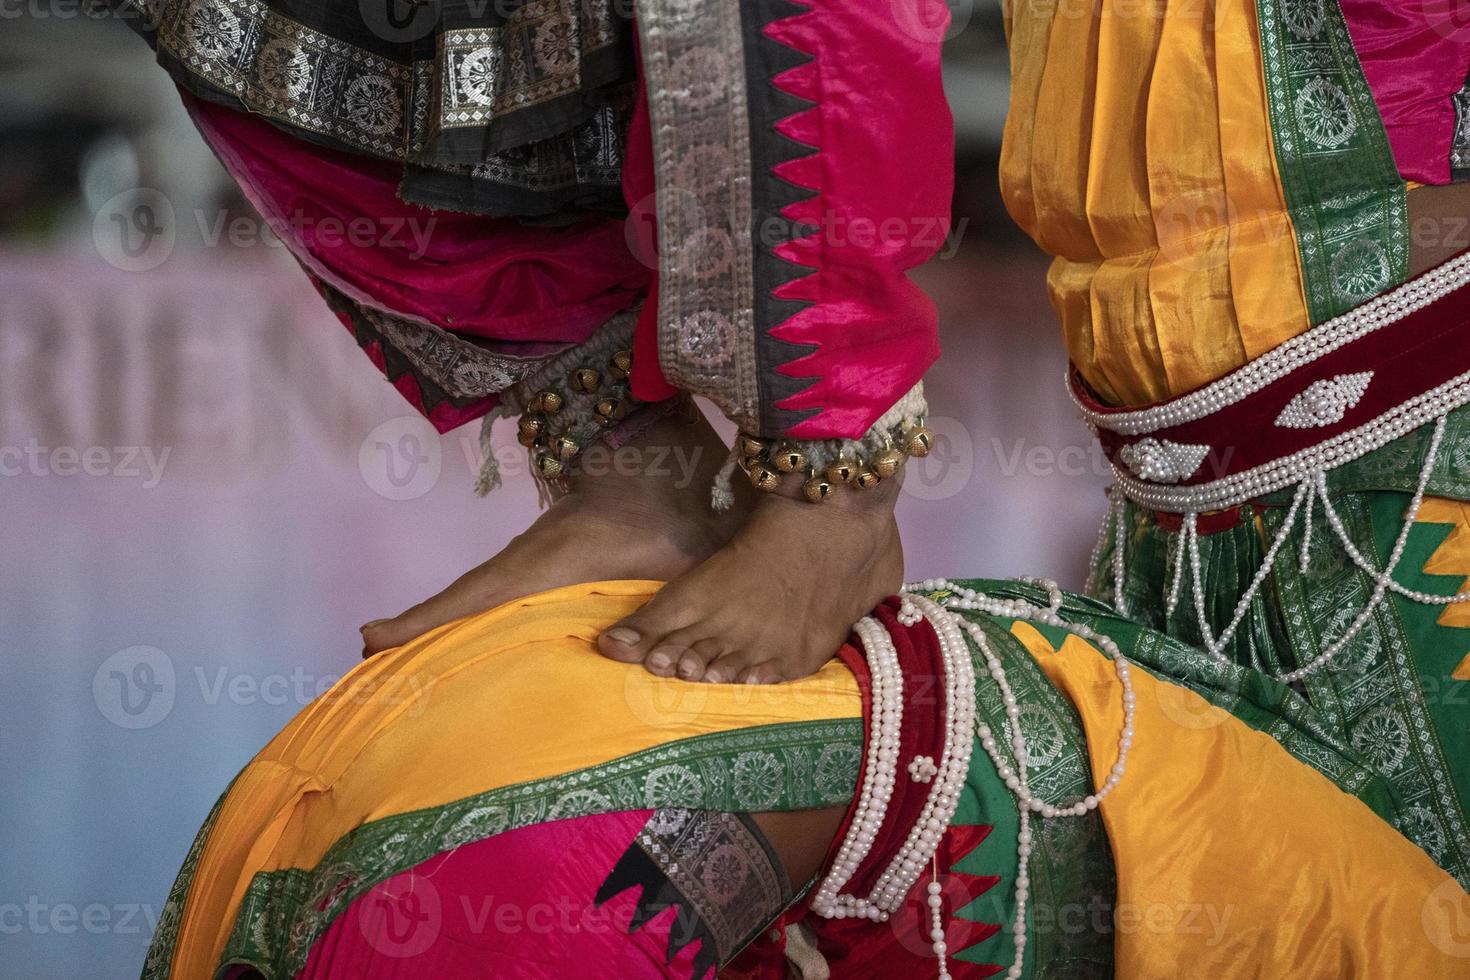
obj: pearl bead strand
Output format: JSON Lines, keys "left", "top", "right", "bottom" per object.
{"left": 812, "top": 595, "right": 977, "bottom": 922}
{"left": 905, "top": 578, "right": 1136, "bottom": 980}
{"left": 810, "top": 614, "right": 905, "bottom": 921}
{"left": 1170, "top": 414, "right": 1451, "bottom": 684}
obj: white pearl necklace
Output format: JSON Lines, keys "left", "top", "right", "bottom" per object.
{"left": 816, "top": 578, "right": 1136, "bottom": 980}
{"left": 812, "top": 595, "right": 977, "bottom": 922}
{"left": 811, "top": 614, "right": 906, "bottom": 921}
{"left": 1133, "top": 414, "right": 1463, "bottom": 684}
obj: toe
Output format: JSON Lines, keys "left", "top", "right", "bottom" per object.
{"left": 739, "top": 660, "right": 786, "bottom": 685}
{"left": 597, "top": 624, "right": 650, "bottom": 664}
{"left": 596, "top": 590, "right": 694, "bottom": 665}
{"left": 693, "top": 640, "right": 733, "bottom": 683}
{"left": 706, "top": 649, "right": 777, "bottom": 686}
{"left": 648, "top": 629, "right": 714, "bottom": 680}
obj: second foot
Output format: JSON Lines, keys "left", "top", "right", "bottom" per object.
{"left": 595, "top": 482, "right": 904, "bottom": 684}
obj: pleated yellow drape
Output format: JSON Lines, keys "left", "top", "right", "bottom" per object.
{"left": 1001, "top": 0, "right": 1312, "bottom": 406}
{"left": 1013, "top": 621, "right": 1470, "bottom": 977}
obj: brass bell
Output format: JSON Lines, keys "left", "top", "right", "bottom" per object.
{"left": 534, "top": 390, "right": 564, "bottom": 414}
{"left": 871, "top": 448, "right": 905, "bottom": 479}
{"left": 772, "top": 443, "right": 807, "bottom": 473}
{"left": 737, "top": 434, "right": 768, "bottom": 460}
{"left": 534, "top": 452, "right": 565, "bottom": 478}
{"left": 903, "top": 424, "right": 935, "bottom": 458}
{"left": 826, "top": 456, "right": 859, "bottom": 484}
{"left": 854, "top": 468, "right": 881, "bottom": 490}
{"left": 748, "top": 462, "right": 781, "bottom": 492}
{"left": 609, "top": 349, "right": 633, "bottom": 380}
{"left": 570, "top": 367, "right": 601, "bottom": 393}
{"left": 551, "top": 435, "right": 580, "bottom": 460}
{"left": 594, "top": 397, "right": 627, "bottom": 424}
{"left": 516, "top": 415, "right": 543, "bottom": 448}
{"left": 802, "top": 474, "right": 834, "bottom": 503}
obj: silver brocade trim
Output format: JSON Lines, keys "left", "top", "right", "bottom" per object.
{"left": 146, "top": 0, "right": 621, "bottom": 162}
{"left": 1109, "top": 370, "right": 1470, "bottom": 512}
{"left": 357, "top": 305, "right": 552, "bottom": 400}
{"left": 1073, "top": 250, "right": 1470, "bottom": 437}
{"left": 635, "top": 0, "right": 763, "bottom": 433}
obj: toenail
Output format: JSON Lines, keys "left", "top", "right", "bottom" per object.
{"left": 647, "top": 652, "right": 671, "bottom": 671}
{"left": 360, "top": 619, "right": 387, "bottom": 633}
{"left": 604, "top": 627, "right": 641, "bottom": 646}
{"left": 677, "top": 659, "right": 699, "bottom": 678}
{"left": 704, "top": 669, "right": 724, "bottom": 684}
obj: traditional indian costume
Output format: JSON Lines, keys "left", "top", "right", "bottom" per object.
{"left": 143, "top": 581, "right": 1470, "bottom": 978}
{"left": 110, "top": 0, "right": 953, "bottom": 496}
{"left": 1003, "top": 0, "right": 1470, "bottom": 886}
{"left": 106, "top": 0, "right": 1470, "bottom": 973}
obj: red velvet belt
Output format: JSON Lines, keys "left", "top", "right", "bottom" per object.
{"left": 1072, "top": 251, "right": 1470, "bottom": 513}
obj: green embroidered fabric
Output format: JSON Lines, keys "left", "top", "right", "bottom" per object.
{"left": 1255, "top": 0, "right": 1409, "bottom": 323}
{"left": 1097, "top": 409, "right": 1470, "bottom": 888}
{"left": 143, "top": 576, "right": 1430, "bottom": 978}
{"left": 929, "top": 581, "right": 1404, "bottom": 979}
{"left": 143, "top": 719, "right": 862, "bottom": 978}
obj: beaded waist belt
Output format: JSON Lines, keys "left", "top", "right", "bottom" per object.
{"left": 1072, "top": 250, "right": 1470, "bottom": 513}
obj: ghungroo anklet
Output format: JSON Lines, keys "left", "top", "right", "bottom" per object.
{"left": 476, "top": 317, "right": 672, "bottom": 502}
{"left": 710, "top": 383, "right": 933, "bottom": 508}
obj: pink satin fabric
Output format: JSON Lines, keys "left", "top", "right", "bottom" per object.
{"left": 759, "top": 0, "right": 951, "bottom": 439}
{"left": 295, "top": 810, "right": 714, "bottom": 979}
{"left": 184, "top": 94, "right": 650, "bottom": 343}
{"left": 1339, "top": 1, "right": 1470, "bottom": 185}
{"left": 625, "top": 3, "right": 952, "bottom": 437}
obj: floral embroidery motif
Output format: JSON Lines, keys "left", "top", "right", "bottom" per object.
{"left": 185, "top": 0, "right": 241, "bottom": 57}
{"left": 256, "top": 40, "right": 311, "bottom": 98}
{"left": 532, "top": 16, "right": 577, "bottom": 73}
{"left": 1281, "top": 0, "right": 1324, "bottom": 39}
{"left": 642, "top": 763, "right": 704, "bottom": 808}
{"left": 1330, "top": 239, "right": 1390, "bottom": 301}
{"left": 1295, "top": 76, "right": 1357, "bottom": 150}
{"left": 1349, "top": 704, "right": 1411, "bottom": 775}
{"left": 457, "top": 47, "right": 500, "bottom": 107}
{"left": 1276, "top": 372, "right": 1373, "bottom": 429}
{"left": 343, "top": 76, "right": 402, "bottom": 136}
{"left": 733, "top": 751, "right": 785, "bottom": 809}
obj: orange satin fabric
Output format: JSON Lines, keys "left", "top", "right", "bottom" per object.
{"left": 1012, "top": 621, "right": 1470, "bottom": 977}
{"left": 164, "top": 584, "right": 1470, "bottom": 977}
{"left": 166, "top": 581, "right": 863, "bottom": 979}
{"left": 1001, "top": 0, "right": 1312, "bottom": 406}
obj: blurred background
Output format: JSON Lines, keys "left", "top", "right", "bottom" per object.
{"left": 0, "top": 3, "right": 1108, "bottom": 975}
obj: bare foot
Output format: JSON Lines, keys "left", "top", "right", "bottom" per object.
{"left": 595, "top": 468, "right": 904, "bottom": 684}
{"left": 360, "top": 410, "right": 749, "bottom": 657}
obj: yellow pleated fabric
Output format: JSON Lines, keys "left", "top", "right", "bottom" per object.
{"left": 166, "top": 581, "right": 863, "bottom": 979}
{"left": 1001, "top": 0, "right": 1312, "bottom": 406}
{"left": 1012, "top": 621, "right": 1470, "bottom": 977}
